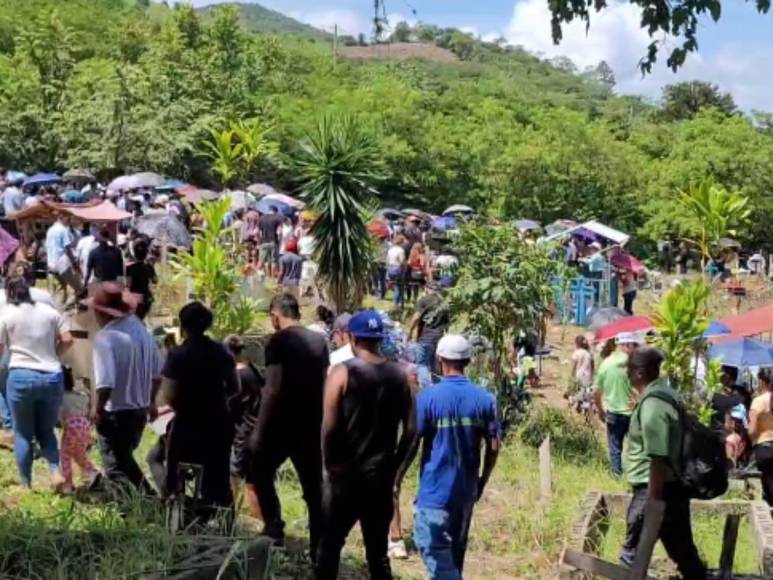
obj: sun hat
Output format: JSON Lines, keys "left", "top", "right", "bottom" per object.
{"left": 436, "top": 334, "right": 472, "bottom": 361}
{"left": 82, "top": 282, "right": 140, "bottom": 318}
{"left": 615, "top": 331, "right": 641, "bottom": 345}
{"left": 348, "top": 310, "right": 384, "bottom": 339}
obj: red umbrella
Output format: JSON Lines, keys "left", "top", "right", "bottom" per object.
{"left": 594, "top": 316, "right": 654, "bottom": 342}
{"left": 368, "top": 220, "right": 390, "bottom": 239}
{"left": 610, "top": 253, "right": 646, "bottom": 275}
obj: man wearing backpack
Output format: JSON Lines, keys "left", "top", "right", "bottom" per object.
{"left": 621, "top": 347, "right": 707, "bottom": 579}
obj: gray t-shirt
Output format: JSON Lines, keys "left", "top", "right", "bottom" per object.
{"left": 0, "top": 302, "right": 64, "bottom": 373}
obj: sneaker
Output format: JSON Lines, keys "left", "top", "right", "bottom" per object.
{"left": 388, "top": 539, "right": 408, "bottom": 560}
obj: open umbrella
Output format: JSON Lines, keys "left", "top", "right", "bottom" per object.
{"left": 134, "top": 213, "right": 192, "bottom": 248}
{"left": 227, "top": 190, "right": 255, "bottom": 211}
{"left": 403, "top": 209, "right": 432, "bottom": 223}
{"left": 594, "top": 316, "right": 653, "bottom": 342}
{"left": 708, "top": 337, "right": 773, "bottom": 368}
{"left": 718, "top": 238, "right": 741, "bottom": 250}
{"left": 432, "top": 216, "right": 457, "bottom": 232}
{"left": 368, "top": 220, "right": 390, "bottom": 239}
{"left": 247, "top": 183, "right": 280, "bottom": 197}
{"left": 515, "top": 219, "right": 542, "bottom": 232}
{"left": 156, "top": 179, "right": 187, "bottom": 192}
{"left": 545, "top": 219, "right": 578, "bottom": 237}
{"left": 264, "top": 192, "right": 305, "bottom": 210}
{"left": 63, "top": 169, "right": 96, "bottom": 183}
{"left": 256, "top": 198, "right": 294, "bottom": 217}
{"left": 442, "top": 204, "right": 474, "bottom": 216}
{"left": 108, "top": 172, "right": 164, "bottom": 192}
{"left": 181, "top": 188, "right": 219, "bottom": 204}
{"left": 704, "top": 320, "right": 732, "bottom": 338}
{"left": 588, "top": 307, "right": 629, "bottom": 331}
{"left": 377, "top": 208, "right": 404, "bottom": 221}
{"left": 23, "top": 173, "right": 61, "bottom": 188}
{"left": 610, "top": 253, "right": 646, "bottom": 275}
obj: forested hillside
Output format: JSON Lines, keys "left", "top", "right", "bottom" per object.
{"left": 1, "top": 0, "right": 773, "bottom": 252}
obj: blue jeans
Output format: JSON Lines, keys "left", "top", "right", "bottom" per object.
{"left": 606, "top": 412, "right": 631, "bottom": 477}
{"left": 7, "top": 369, "right": 64, "bottom": 485}
{"left": 387, "top": 266, "right": 403, "bottom": 306}
{"left": 414, "top": 503, "right": 474, "bottom": 580}
{"left": 0, "top": 352, "right": 13, "bottom": 429}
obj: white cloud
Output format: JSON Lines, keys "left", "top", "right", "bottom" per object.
{"left": 292, "top": 8, "right": 367, "bottom": 36}
{"left": 505, "top": 0, "right": 773, "bottom": 112}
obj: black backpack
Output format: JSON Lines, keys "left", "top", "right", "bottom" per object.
{"left": 640, "top": 389, "right": 729, "bottom": 500}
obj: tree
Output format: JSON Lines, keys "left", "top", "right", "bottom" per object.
{"left": 547, "top": 0, "right": 771, "bottom": 73}
{"left": 295, "top": 115, "right": 382, "bottom": 312}
{"left": 660, "top": 81, "right": 736, "bottom": 121}
{"left": 678, "top": 177, "right": 750, "bottom": 267}
{"left": 390, "top": 21, "right": 412, "bottom": 43}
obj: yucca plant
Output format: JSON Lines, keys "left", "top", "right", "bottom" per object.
{"left": 650, "top": 280, "right": 720, "bottom": 423}
{"left": 294, "top": 114, "right": 383, "bottom": 312}
{"left": 678, "top": 177, "right": 750, "bottom": 269}
{"left": 171, "top": 197, "right": 258, "bottom": 336}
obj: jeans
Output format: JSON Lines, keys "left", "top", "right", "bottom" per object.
{"left": 606, "top": 412, "right": 631, "bottom": 477}
{"left": 623, "top": 290, "right": 637, "bottom": 315}
{"left": 251, "top": 432, "right": 322, "bottom": 553}
{"left": 387, "top": 267, "right": 403, "bottom": 306}
{"left": 0, "top": 352, "right": 13, "bottom": 429}
{"left": 97, "top": 408, "right": 152, "bottom": 492}
{"left": 372, "top": 265, "right": 387, "bottom": 300}
{"left": 7, "top": 368, "right": 64, "bottom": 485}
{"left": 409, "top": 342, "right": 434, "bottom": 390}
{"left": 620, "top": 485, "right": 706, "bottom": 580}
{"left": 414, "top": 503, "right": 474, "bottom": 580}
{"left": 316, "top": 471, "right": 394, "bottom": 580}
{"left": 755, "top": 443, "right": 773, "bottom": 506}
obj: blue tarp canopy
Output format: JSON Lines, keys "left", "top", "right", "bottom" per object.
{"left": 708, "top": 337, "right": 773, "bottom": 368}
{"left": 704, "top": 320, "right": 731, "bottom": 338}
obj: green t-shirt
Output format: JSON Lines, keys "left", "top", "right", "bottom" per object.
{"left": 624, "top": 379, "right": 682, "bottom": 487}
{"left": 594, "top": 351, "right": 634, "bottom": 416}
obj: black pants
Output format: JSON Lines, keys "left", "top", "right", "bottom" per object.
{"left": 146, "top": 435, "right": 167, "bottom": 498}
{"left": 620, "top": 485, "right": 706, "bottom": 580}
{"left": 97, "top": 408, "right": 153, "bottom": 492}
{"left": 623, "top": 290, "right": 637, "bottom": 315}
{"left": 251, "top": 434, "right": 322, "bottom": 552}
{"left": 755, "top": 443, "right": 773, "bottom": 506}
{"left": 316, "top": 471, "right": 393, "bottom": 580}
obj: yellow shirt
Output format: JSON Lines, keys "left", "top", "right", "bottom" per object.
{"left": 751, "top": 393, "right": 773, "bottom": 445}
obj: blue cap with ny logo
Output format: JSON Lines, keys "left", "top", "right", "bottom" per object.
{"left": 348, "top": 310, "right": 385, "bottom": 339}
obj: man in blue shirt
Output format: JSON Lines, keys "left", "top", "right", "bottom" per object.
{"left": 414, "top": 334, "right": 500, "bottom": 579}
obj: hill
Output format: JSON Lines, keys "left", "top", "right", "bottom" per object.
{"left": 195, "top": 2, "right": 330, "bottom": 41}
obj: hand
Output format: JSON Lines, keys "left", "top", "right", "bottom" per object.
{"left": 92, "top": 407, "right": 105, "bottom": 428}
{"left": 148, "top": 403, "right": 159, "bottom": 422}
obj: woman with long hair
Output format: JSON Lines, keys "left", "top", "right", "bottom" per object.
{"left": 570, "top": 335, "right": 594, "bottom": 390}
{"left": 750, "top": 368, "right": 773, "bottom": 505}
{"left": 406, "top": 242, "right": 429, "bottom": 303}
{"left": 0, "top": 276, "right": 73, "bottom": 489}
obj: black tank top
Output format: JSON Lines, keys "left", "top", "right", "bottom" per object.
{"left": 326, "top": 358, "right": 410, "bottom": 476}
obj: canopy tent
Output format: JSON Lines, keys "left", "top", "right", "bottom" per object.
{"left": 704, "top": 320, "right": 732, "bottom": 338}
{"left": 716, "top": 305, "right": 773, "bottom": 341}
{"left": 12, "top": 200, "right": 131, "bottom": 224}
{"left": 708, "top": 338, "right": 773, "bottom": 368}
{"left": 542, "top": 220, "right": 630, "bottom": 246}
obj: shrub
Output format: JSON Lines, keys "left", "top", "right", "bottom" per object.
{"left": 518, "top": 405, "right": 605, "bottom": 463}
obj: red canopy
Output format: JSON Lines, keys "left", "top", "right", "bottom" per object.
{"left": 717, "top": 305, "right": 773, "bottom": 341}
{"left": 594, "top": 316, "right": 654, "bottom": 342}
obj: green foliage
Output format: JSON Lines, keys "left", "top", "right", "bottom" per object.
{"left": 661, "top": 80, "right": 737, "bottom": 121}
{"left": 171, "top": 197, "right": 258, "bottom": 337}
{"left": 200, "top": 128, "right": 242, "bottom": 188}
{"left": 449, "top": 222, "right": 561, "bottom": 378}
{"left": 200, "top": 120, "right": 279, "bottom": 188}
{"left": 678, "top": 177, "right": 750, "bottom": 263}
{"left": 518, "top": 405, "right": 605, "bottom": 462}
{"left": 295, "top": 115, "right": 381, "bottom": 312}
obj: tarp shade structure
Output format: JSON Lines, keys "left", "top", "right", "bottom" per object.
{"left": 708, "top": 337, "right": 773, "bottom": 368}
{"left": 543, "top": 220, "right": 630, "bottom": 246}
{"left": 704, "top": 320, "right": 732, "bottom": 338}
{"left": 12, "top": 200, "right": 131, "bottom": 224}
{"left": 716, "top": 305, "right": 773, "bottom": 341}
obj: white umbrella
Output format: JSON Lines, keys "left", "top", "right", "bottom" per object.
{"left": 107, "top": 172, "right": 164, "bottom": 192}
{"left": 264, "top": 192, "right": 305, "bottom": 210}
{"left": 227, "top": 190, "right": 255, "bottom": 210}
{"left": 442, "top": 204, "right": 474, "bottom": 216}
{"left": 247, "top": 183, "right": 279, "bottom": 197}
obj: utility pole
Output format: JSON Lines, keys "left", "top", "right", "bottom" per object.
{"left": 333, "top": 23, "right": 338, "bottom": 59}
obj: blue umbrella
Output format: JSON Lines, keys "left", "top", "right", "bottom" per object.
{"left": 156, "top": 179, "right": 186, "bottom": 192}
{"left": 255, "top": 198, "right": 293, "bottom": 217}
{"left": 704, "top": 320, "right": 732, "bottom": 338}
{"left": 61, "top": 189, "right": 92, "bottom": 203}
{"left": 23, "top": 173, "right": 61, "bottom": 188}
{"left": 432, "top": 216, "right": 457, "bottom": 232}
{"left": 708, "top": 338, "right": 773, "bottom": 368}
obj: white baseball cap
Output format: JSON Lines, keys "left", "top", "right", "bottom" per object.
{"left": 436, "top": 335, "right": 472, "bottom": 361}
{"left": 615, "top": 332, "right": 640, "bottom": 345}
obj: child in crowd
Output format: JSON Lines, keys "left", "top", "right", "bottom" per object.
{"left": 725, "top": 404, "right": 751, "bottom": 468}
{"left": 59, "top": 372, "right": 101, "bottom": 492}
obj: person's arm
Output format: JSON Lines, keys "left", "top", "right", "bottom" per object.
{"left": 569, "top": 354, "right": 578, "bottom": 384}
{"left": 749, "top": 398, "right": 762, "bottom": 440}
{"left": 56, "top": 330, "right": 74, "bottom": 355}
{"left": 249, "top": 364, "right": 282, "bottom": 452}
{"left": 92, "top": 335, "right": 115, "bottom": 426}
{"left": 593, "top": 385, "right": 605, "bottom": 421}
{"left": 648, "top": 457, "right": 669, "bottom": 500}
{"left": 322, "top": 365, "right": 347, "bottom": 468}
{"left": 478, "top": 400, "right": 501, "bottom": 500}
{"left": 224, "top": 365, "right": 241, "bottom": 417}
{"left": 393, "top": 378, "right": 419, "bottom": 491}
{"left": 408, "top": 311, "right": 421, "bottom": 342}
{"left": 85, "top": 249, "right": 95, "bottom": 284}
{"left": 641, "top": 399, "right": 673, "bottom": 500}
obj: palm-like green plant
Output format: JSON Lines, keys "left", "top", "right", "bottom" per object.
{"left": 231, "top": 119, "right": 280, "bottom": 180}
{"left": 678, "top": 177, "right": 750, "bottom": 267}
{"left": 295, "top": 115, "right": 383, "bottom": 312}
{"left": 200, "top": 127, "right": 243, "bottom": 188}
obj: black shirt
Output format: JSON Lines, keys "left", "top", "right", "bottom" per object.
{"left": 259, "top": 214, "right": 283, "bottom": 245}
{"left": 126, "top": 261, "right": 157, "bottom": 296}
{"left": 711, "top": 389, "right": 745, "bottom": 433}
{"left": 326, "top": 358, "right": 410, "bottom": 476}
{"left": 416, "top": 293, "right": 450, "bottom": 348}
{"left": 86, "top": 243, "right": 124, "bottom": 282}
{"left": 263, "top": 325, "right": 329, "bottom": 435}
{"left": 234, "top": 363, "right": 264, "bottom": 423}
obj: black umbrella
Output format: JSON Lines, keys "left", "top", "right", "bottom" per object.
{"left": 135, "top": 213, "right": 192, "bottom": 248}
{"left": 63, "top": 168, "right": 96, "bottom": 183}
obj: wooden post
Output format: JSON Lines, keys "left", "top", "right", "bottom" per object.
{"left": 539, "top": 436, "right": 552, "bottom": 503}
{"left": 717, "top": 513, "right": 741, "bottom": 580}
{"left": 629, "top": 499, "right": 666, "bottom": 580}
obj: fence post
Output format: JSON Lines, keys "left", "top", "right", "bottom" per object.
{"left": 539, "top": 436, "right": 552, "bottom": 503}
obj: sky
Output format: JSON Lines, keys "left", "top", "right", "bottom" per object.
{"left": 190, "top": 0, "right": 773, "bottom": 112}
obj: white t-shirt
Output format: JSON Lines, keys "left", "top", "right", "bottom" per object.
{"left": 76, "top": 235, "right": 98, "bottom": 276}
{"left": 571, "top": 348, "right": 593, "bottom": 387}
{"left": 329, "top": 343, "right": 354, "bottom": 368}
{"left": 279, "top": 223, "right": 293, "bottom": 253}
{"left": 386, "top": 245, "right": 405, "bottom": 268}
{"left": 93, "top": 315, "right": 162, "bottom": 412}
{"left": 0, "top": 302, "right": 64, "bottom": 372}
{"left": 298, "top": 235, "right": 316, "bottom": 258}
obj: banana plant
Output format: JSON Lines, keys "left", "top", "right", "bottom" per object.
{"left": 200, "top": 127, "right": 243, "bottom": 188}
